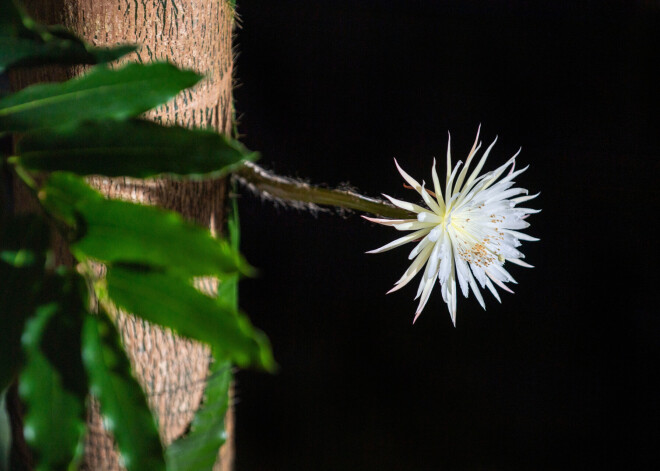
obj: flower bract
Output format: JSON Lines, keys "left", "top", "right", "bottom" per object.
{"left": 365, "top": 128, "right": 539, "bottom": 325}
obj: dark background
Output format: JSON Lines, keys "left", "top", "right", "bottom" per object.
{"left": 232, "top": 1, "right": 659, "bottom": 470}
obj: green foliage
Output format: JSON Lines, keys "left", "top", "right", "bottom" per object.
{"left": 166, "top": 200, "right": 242, "bottom": 470}
{"left": 41, "top": 172, "right": 251, "bottom": 278}
{"left": 0, "top": 215, "right": 49, "bottom": 391}
{"left": 166, "top": 358, "right": 232, "bottom": 471}
{"left": 0, "top": 62, "right": 201, "bottom": 132}
{"left": 19, "top": 295, "right": 86, "bottom": 470}
{"left": 13, "top": 119, "right": 258, "bottom": 178}
{"left": 0, "top": 0, "right": 135, "bottom": 73}
{"left": 0, "top": 388, "right": 10, "bottom": 471}
{"left": 1, "top": 0, "right": 270, "bottom": 469}
{"left": 0, "top": 0, "right": 27, "bottom": 37}
{"left": 107, "top": 265, "right": 274, "bottom": 371}
{"left": 82, "top": 311, "right": 166, "bottom": 471}
{"left": 35, "top": 171, "right": 102, "bottom": 226}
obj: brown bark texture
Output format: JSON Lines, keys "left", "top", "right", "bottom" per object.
{"left": 9, "top": 1, "right": 236, "bottom": 469}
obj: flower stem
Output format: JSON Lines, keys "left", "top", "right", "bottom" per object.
{"left": 234, "top": 162, "right": 415, "bottom": 219}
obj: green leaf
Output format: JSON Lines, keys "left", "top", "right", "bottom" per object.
{"left": 40, "top": 173, "right": 250, "bottom": 278}
{"left": 0, "top": 0, "right": 135, "bottom": 73}
{"left": 216, "top": 195, "right": 241, "bottom": 307}
{"left": 36, "top": 171, "right": 102, "bottom": 227}
{"left": 0, "top": 387, "right": 11, "bottom": 471}
{"left": 0, "top": 0, "right": 29, "bottom": 37}
{"left": 82, "top": 311, "right": 165, "bottom": 471}
{"left": 0, "top": 213, "right": 50, "bottom": 268}
{"left": 1, "top": 223, "right": 88, "bottom": 471}
{"left": 0, "top": 62, "right": 201, "bottom": 132}
{"left": 0, "top": 215, "right": 49, "bottom": 391}
{"left": 36, "top": 273, "right": 89, "bottom": 399}
{"left": 106, "top": 265, "right": 275, "bottom": 371}
{"left": 166, "top": 358, "right": 232, "bottom": 471}
{"left": 13, "top": 119, "right": 258, "bottom": 178}
{"left": 166, "top": 200, "right": 244, "bottom": 470}
{"left": 0, "top": 37, "right": 135, "bottom": 74}
{"left": 19, "top": 295, "right": 86, "bottom": 471}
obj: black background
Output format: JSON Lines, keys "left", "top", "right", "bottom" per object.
{"left": 232, "top": 1, "right": 659, "bottom": 470}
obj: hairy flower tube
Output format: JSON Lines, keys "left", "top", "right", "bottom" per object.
{"left": 365, "top": 128, "right": 539, "bottom": 325}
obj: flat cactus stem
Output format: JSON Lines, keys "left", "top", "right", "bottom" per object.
{"left": 236, "top": 161, "right": 416, "bottom": 220}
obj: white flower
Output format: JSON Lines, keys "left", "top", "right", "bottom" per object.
{"left": 365, "top": 127, "right": 539, "bottom": 325}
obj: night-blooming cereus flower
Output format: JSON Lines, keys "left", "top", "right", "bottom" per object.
{"left": 364, "top": 128, "right": 539, "bottom": 326}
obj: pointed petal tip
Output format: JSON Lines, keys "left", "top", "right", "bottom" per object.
{"left": 362, "top": 215, "right": 392, "bottom": 224}
{"left": 386, "top": 284, "right": 402, "bottom": 294}
{"left": 413, "top": 311, "right": 422, "bottom": 324}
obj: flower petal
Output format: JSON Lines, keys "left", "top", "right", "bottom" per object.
{"left": 444, "top": 160, "right": 463, "bottom": 205}
{"left": 361, "top": 216, "right": 415, "bottom": 226}
{"left": 503, "top": 229, "right": 539, "bottom": 242}
{"left": 431, "top": 158, "right": 446, "bottom": 210}
{"left": 366, "top": 228, "right": 431, "bottom": 254}
{"left": 389, "top": 243, "right": 435, "bottom": 294}
{"left": 506, "top": 257, "right": 534, "bottom": 268}
{"left": 367, "top": 129, "right": 538, "bottom": 326}
{"left": 511, "top": 192, "right": 540, "bottom": 204}
{"left": 484, "top": 278, "right": 502, "bottom": 302}
{"left": 382, "top": 194, "right": 428, "bottom": 214}
{"left": 454, "top": 124, "right": 482, "bottom": 193}
{"left": 461, "top": 136, "right": 498, "bottom": 192}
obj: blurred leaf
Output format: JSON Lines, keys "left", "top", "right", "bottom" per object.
{"left": 166, "top": 358, "right": 232, "bottom": 471}
{"left": 0, "top": 62, "right": 201, "bottom": 132}
{"left": 1, "top": 219, "right": 88, "bottom": 471}
{"left": 36, "top": 171, "right": 101, "bottom": 227}
{"left": 40, "top": 172, "right": 250, "bottom": 278}
{"left": 227, "top": 194, "right": 241, "bottom": 252}
{"left": 82, "top": 311, "right": 165, "bottom": 471}
{"left": 167, "top": 199, "right": 244, "bottom": 469}
{"left": 0, "top": 0, "right": 135, "bottom": 73}
{"left": 0, "top": 213, "right": 49, "bottom": 268}
{"left": 106, "top": 265, "right": 275, "bottom": 371}
{"left": 0, "top": 215, "right": 49, "bottom": 391}
{"left": 37, "top": 273, "right": 89, "bottom": 398}
{"left": 0, "top": 388, "right": 10, "bottom": 471}
{"left": 0, "top": 0, "right": 29, "bottom": 37}
{"left": 14, "top": 119, "right": 258, "bottom": 178}
{"left": 217, "top": 194, "right": 242, "bottom": 305}
{"left": 19, "top": 292, "right": 86, "bottom": 471}
{"left": 0, "top": 37, "right": 135, "bottom": 75}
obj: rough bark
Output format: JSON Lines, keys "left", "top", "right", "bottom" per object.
{"left": 10, "top": 1, "right": 236, "bottom": 469}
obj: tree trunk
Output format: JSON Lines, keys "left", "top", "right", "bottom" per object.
{"left": 10, "top": 1, "right": 236, "bottom": 469}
